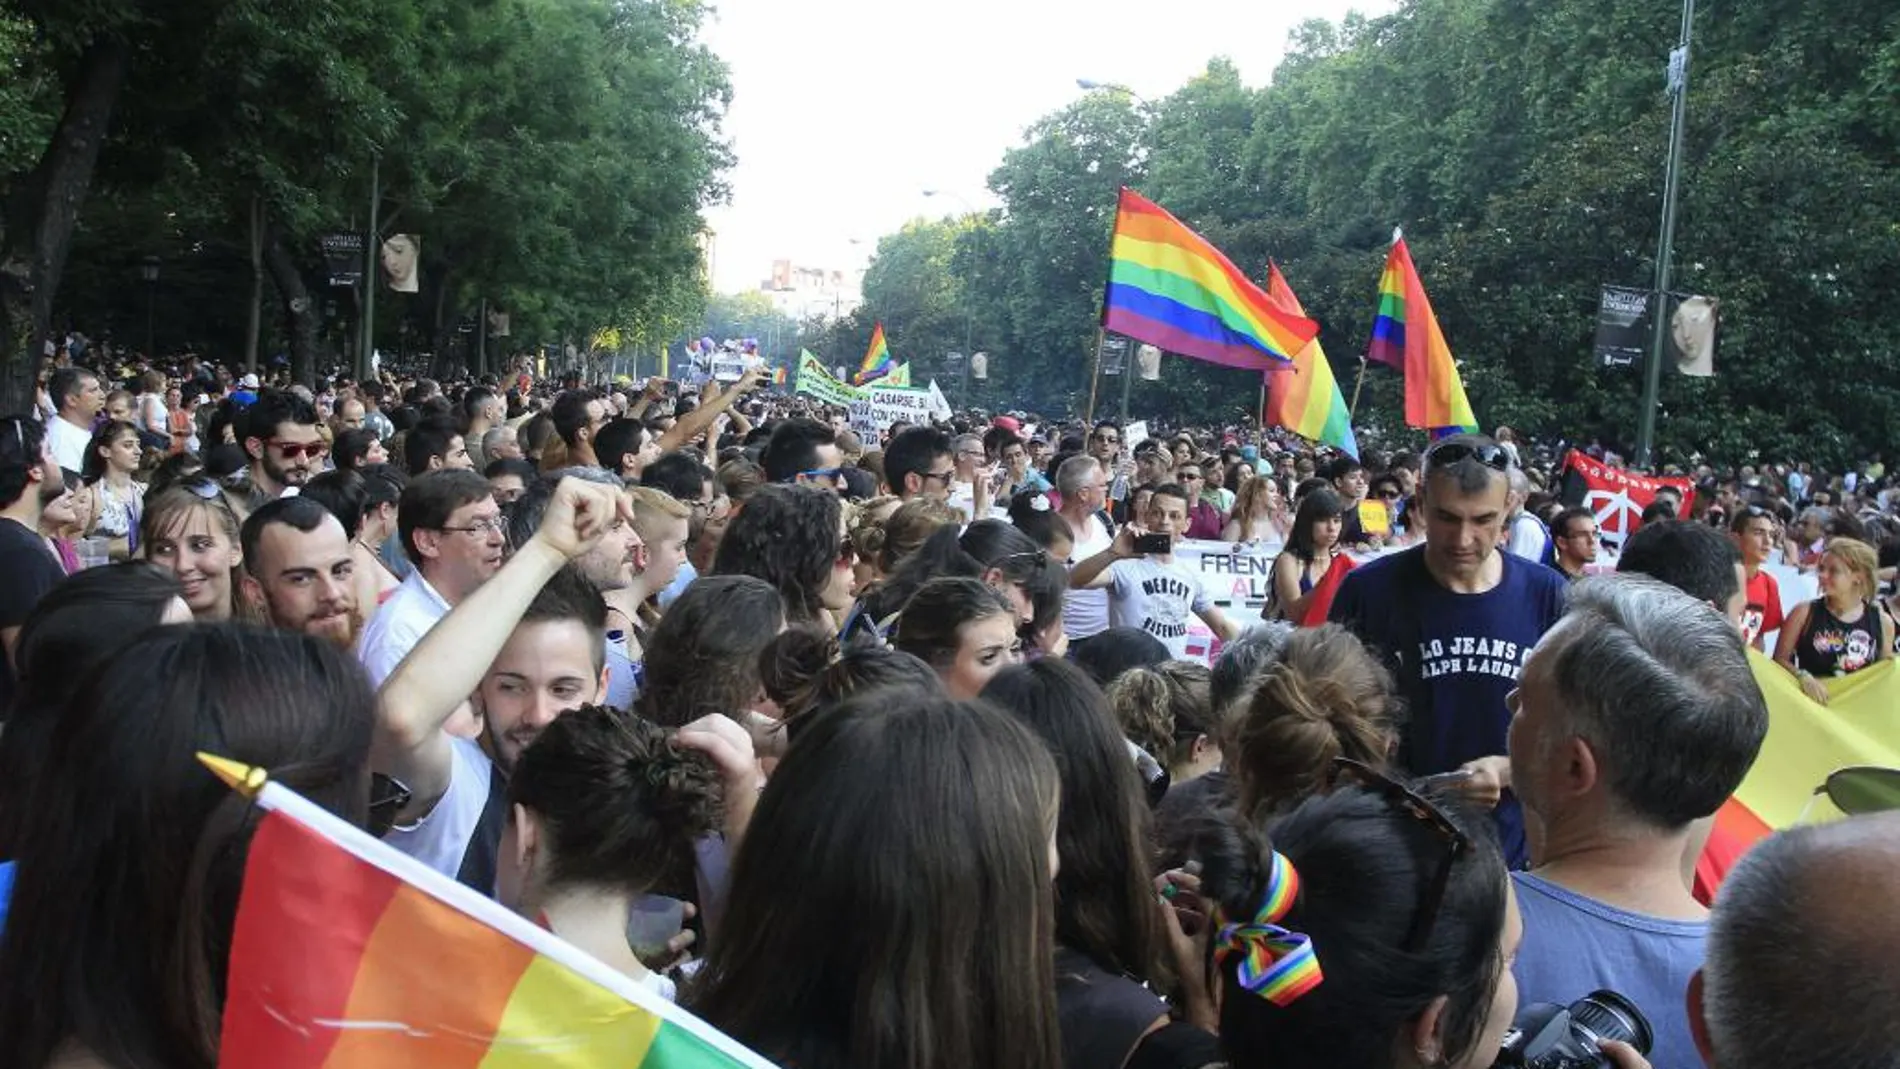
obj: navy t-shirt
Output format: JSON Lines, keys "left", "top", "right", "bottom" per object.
{"left": 1329, "top": 545, "right": 1567, "bottom": 866}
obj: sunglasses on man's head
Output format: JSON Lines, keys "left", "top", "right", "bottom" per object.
{"left": 1425, "top": 441, "right": 1511, "bottom": 473}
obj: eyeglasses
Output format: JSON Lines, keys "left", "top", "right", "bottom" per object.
{"left": 1327, "top": 758, "right": 1470, "bottom": 952}
{"left": 792, "top": 467, "right": 843, "bottom": 485}
{"left": 1376, "top": 488, "right": 1403, "bottom": 500}
{"left": 439, "top": 515, "right": 507, "bottom": 535}
{"left": 919, "top": 469, "right": 956, "bottom": 486}
{"left": 997, "top": 549, "right": 1049, "bottom": 570}
{"left": 1178, "top": 473, "right": 1203, "bottom": 482}
{"left": 1425, "top": 440, "right": 1511, "bottom": 472}
{"left": 367, "top": 773, "right": 413, "bottom": 839}
{"left": 269, "top": 439, "right": 329, "bottom": 461}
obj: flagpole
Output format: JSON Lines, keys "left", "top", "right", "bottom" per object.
{"left": 1348, "top": 354, "right": 1368, "bottom": 418}
{"left": 1087, "top": 327, "right": 1104, "bottom": 422}
{"left": 1635, "top": 0, "right": 1695, "bottom": 469}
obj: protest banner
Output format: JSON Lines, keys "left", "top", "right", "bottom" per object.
{"left": 848, "top": 385, "right": 934, "bottom": 442}
{"left": 710, "top": 351, "right": 747, "bottom": 382}
{"left": 794, "top": 349, "right": 862, "bottom": 406}
{"left": 1557, "top": 449, "right": 1696, "bottom": 548}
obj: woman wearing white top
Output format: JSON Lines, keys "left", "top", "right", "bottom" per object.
{"left": 81, "top": 420, "right": 148, "bottom": 561}
{"left": 1223, "top": 473, "right": 1293, "bottom": 547}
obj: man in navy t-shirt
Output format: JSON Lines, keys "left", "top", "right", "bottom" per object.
{"left": 1329, "top": 435, "right": 1566, "bottom": 866}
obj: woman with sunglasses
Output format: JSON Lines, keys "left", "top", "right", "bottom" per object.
{"left": 1197, "top": 772, "right": 1571, "bottom": 1069}
{"left": 139, "top": 481, "right": 246, "bottom": 622}
{"left": 711, "top": 483, "right": 855, "bottom": 631}
{"left": 1268, "top": 488, "right": 1352, "bottom": 626}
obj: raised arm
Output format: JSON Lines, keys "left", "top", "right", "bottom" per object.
{"left": 656, "top": 369, "right": 762, "bottom": 453}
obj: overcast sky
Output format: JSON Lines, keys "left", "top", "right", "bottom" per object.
{"left": 698, "top": 0, "right": 1393, "bottom": 295}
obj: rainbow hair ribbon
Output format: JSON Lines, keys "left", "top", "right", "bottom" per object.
{"left": 1213, "top": 850, "right": 1323, "bottom": 1006}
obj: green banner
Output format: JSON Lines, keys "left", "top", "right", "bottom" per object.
{"left": 795, "top": 349, "right": 863, "bottom": 406}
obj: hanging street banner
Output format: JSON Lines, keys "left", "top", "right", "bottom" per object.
{"left": 1595, "top": 287, "right": 1720, "bottom": 376}
{"left": 1099, "top": 332, "right": 1131, "bottom": 376}
{"left": 320, "top": 233, "right": 365, "bottom": 288}
{"left": 795, "top": 349, "right": 863, "bottom": 406}
{"left": 1595, "top": 285, "right": 1652, "bottom": 369}
{"left": 848, "top": 385, "right": 935, "bottom": 442}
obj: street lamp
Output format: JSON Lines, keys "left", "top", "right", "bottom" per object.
{"left": 923, "top": 190, "right": 982, "bottom": 410}
{"left": 139, "top": 255, "right": 161, "bottom": 358}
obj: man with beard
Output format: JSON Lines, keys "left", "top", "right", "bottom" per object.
{"left": 239, "top": 496, "right": 359, "bottom": 647}
{"left": 0, "top": 415, "right": 69, "bottom": 706}
{"left": 375, "top": 476, "right": 630, "bottom": 892}
{"left": 233, "top": 388, "right": 326, "bottom": 511}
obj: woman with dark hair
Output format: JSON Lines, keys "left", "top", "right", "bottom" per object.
{"left": 840, "top": 498, "right": 964, "bottom": 642}
{"left": 140, "top": 480, "right": 245, "bottom": 622}
{"left": 1069, "top": 626, "right": 1170, "bottom": 689}
{"left": 892, "top": 577, "right": 1023, "bottom": 699}
{"left": 758, "top": 626, "right": 942, "bottom": 740}
{"left": 633, "top": 574, "right": 785, "bottom": 729}
{"left": 332, "top": 426, "right": 389, "bottom": 472}
{"left": 1268, "top": 487, "right": 1351, "bottom": 625}
{"left": 0, "top": 624, "right": 375, "bottom": 1069}
{"left": 1231, "top": 624, "right": 1397, "bottom": 817}
{"left": 1195, "top": 775, "right": 1544, "bottom": 1069}
{"left": 499, "top": 704, "right": 724, "bottom": 999}
{"left": 1009, "top": 488, "right": 1076, "bottom": 560}
{"left": 862, "top": 519, "right": 1050, "bottom": 633}
{"left": 981, "top": 658, "right": 1219, "bottom": 1069}
{"left": 689, "top": 692, "right": 1064, "bottom": 1069}
{"left": 0, "top": 562, "right": 189, "bottom": 855}
{"left": 712, "top": 483, "right": 854, "bottom": 628}
{"left": 79, "top": 419, "right": 146, "bottom": 560}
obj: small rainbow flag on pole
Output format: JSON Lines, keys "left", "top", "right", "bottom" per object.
{"left": 1366, "top": 232, "right": 1477, "bottom": 435}
{"left": 1264, "top": 263, "right": 1358, "bottom": 458}
{"left": 1101, "top": 188, "right": 1317, "bottom": 371}
{"left": 201, "top": 754, "right": 773, "bottom": 1069}
{"left": 769, "top": 366, "right": 788, "bottom": 386}
{"left": 854, "top": 323, "right": 895, "bottom": 385}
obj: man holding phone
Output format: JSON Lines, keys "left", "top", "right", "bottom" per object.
{"left": 1068, "top": 482, "right": 1240, "bottom": 659}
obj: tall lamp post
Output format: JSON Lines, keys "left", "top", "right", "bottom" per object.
{"left": 1076, "top": 79, "right": 1148, "bottom": 423}
{"left": 923, "top": 189, "right": 981, "bottom": 410}
{"left": 139, "top": 256, "right": 161, "bottom": 359}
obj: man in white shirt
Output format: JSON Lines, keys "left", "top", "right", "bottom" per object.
{"left": 1056, "top": 455, "right": 1114, "bottom": 644}
{"left": 358, "top": 469, "right": 509, "bottom": 685}
{"left": 1068, "top": 481, "right": 1240, "bottom": 659}
{"left": 43, "top": 367, "right": 103, "bottom": 472}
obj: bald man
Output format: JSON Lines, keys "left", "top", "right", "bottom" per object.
{"left": 1691, "top": 809, "right": 1900, "bottom": 1069}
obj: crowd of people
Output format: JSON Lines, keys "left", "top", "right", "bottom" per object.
{"left": 0, "top": 344, "right": 1894, "bottom": 1069}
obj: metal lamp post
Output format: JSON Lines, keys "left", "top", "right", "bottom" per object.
{"left": 139, "top": 255, "right": 161, "bottom": 358}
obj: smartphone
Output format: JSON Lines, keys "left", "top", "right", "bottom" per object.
{"left": 1133, "top": 533, "right": 1172, "bottom": 555}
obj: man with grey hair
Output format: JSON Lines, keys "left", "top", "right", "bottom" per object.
{"left": 1690, "top": 810, "right": 1900, "bottom": 1069}
{"left": 1056, "top": 453, "right": 1114, "bottom": 646}
{"left": 482, "top": 423, "right": 522, "bottom": 463}
{"left": 1507, "top": 574, "right": 1768, "bottom": 1069}
{"left": 1331, "top": 434, "right": 1567, "bottom": 866}
{"left": 1503, "top": 466, "right": 1555, "bottom": 566}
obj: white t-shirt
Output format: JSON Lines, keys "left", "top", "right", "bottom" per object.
{"left": 46, "top": 416, "right": 91, "bottom": 473}
{"left": 357, "top": 569, "right": 452, "bottom": 686}
{"left": 1063, "top": 512, "right": 1113, "bottom": 640}
{"left": 386, "top": 735, "right": 493, "bottom": 884}
{"left": 1105, "top": 555, "right": 1211, "bottom": 659}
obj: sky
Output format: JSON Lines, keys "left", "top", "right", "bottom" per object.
{"left": 698, "top": 0, "right": 1392, "bottom": 296}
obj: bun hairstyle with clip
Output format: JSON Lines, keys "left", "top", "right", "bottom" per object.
{"left": 758, "top": 627, "right": 943, "bottom": 740}
{"left": 506, "top": 703, "right": 722, "bottom": 895}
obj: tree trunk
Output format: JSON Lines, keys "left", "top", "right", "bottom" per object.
{"left": 244, "top": 193, "right": 263, "bottom": 371}
{"left": 262, "top": 223, "right": 319, "bottom": 389}
{"left": 0, "top": 36, "right": 131, "bottom": 412}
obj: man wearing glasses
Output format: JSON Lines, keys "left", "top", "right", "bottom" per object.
{"left": 234, "top": 389, "right": 327, "bottom": 510}
{"left": 1329, "top": 434, "right": 1568, "bottom": 868}
{"left": 760, "top": 417, "right": 846, "bottom": 492}
{"left": 358, "top": 470, "right": 510, "bottom": 686}
{"left": 1089, "top": 421, "right": 1133, "bottom": 512}
{"left": 882, "top": 426, "right": 956, "bottom": 503}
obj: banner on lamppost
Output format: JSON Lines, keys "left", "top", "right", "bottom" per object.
{"left": 1594, "top": 286, "right": 1652, "bottom": 369}
{"left": 1596, "top": 286, "right": 1721, "bottom": 376}
{"left": 381, "top": 234, "right": 421, "bottom": 293}
{"left": 320, "top": 233, "right": 364, "bottom": 288}
{"left": 1136, "top": 343, "right": 1162, "bottom": 381}
{"left": 970, "top": 352, "right": 989, "bottom": 380}
{"left": 1099, "top": 333, "right": 1130, "bottom": 376}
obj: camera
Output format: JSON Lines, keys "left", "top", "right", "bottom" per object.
{"left": 1494, "top": 989, "right": 1652, "bottom": 1069}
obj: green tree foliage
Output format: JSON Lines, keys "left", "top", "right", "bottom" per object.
{"left": 851, "top": 0, "right": 1900, "bottom": 467}
{"left": 0, "top": 0, "right": 728, "bottom": 403}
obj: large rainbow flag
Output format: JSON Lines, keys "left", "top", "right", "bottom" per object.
{"left": 1695, "top": 650, "right": 1900, "bottom": 901}
{"left": 202, "top": 755, "right": 773, "bottom": 1069}
{"left": 1366, "top": 234, "right": 1477, "bottom": 435}
{"left": 1264, "top": 263, "right": 1358, "bottom": 458}
{"left": 854, "top": 323, "right": 895, "bottom": 385}
{"left": 1102, "top": 188, "right": 1318, "bottom": 372}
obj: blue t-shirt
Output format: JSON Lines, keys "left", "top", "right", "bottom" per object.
{"left": 1510, "top": 872, "right": 1705, "bottom": 1069}
{"left": 1329, "top": 545, "right": 1567, "bottom": 866}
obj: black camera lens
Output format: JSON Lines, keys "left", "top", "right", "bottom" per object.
{"left": 1569, "top": 990, "right": 1654, "bottom": 1056}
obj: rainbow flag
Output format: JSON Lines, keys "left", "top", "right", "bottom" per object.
{"left": 854, "top": 323, "right": 895, "bottom": 385}
{"left": 1367, "top": 234, "right": 1477, "bottom": 435}
{"left": 202, "top": 755, "right": 773, "bottom": 1069}
{"left": 769, "top": 366, "right": 788, "bottom": 386}
{"left": 1101, "top": 188, "right": 1317, "bottom": 372}
{"left": 1695, "top": 651, "right": 1900, "bottom": 900}
{"left": 1264, "top": 263, "right": 1357, "bottom": 458}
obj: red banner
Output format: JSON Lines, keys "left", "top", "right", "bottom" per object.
{"left": 1560, "top": 450, "right": 1696, "bottom": 548}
